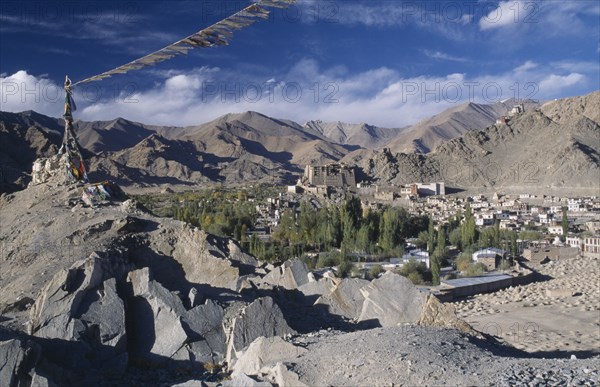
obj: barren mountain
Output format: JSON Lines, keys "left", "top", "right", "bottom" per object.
{"left": 303, "top": 120, "right": 404, "bottom": 149}
{"left": 0, "top": 111, "right": 355, "bottom": 189}
{"left": 0, "top": 92, "right": 595, "bottom": 193}
{"left": 386, "top": 98, "right": 541, "bottom": 153}
{"left": 0, "top": 111, "right": 62, "bottom": 192}
{"left": 347, "top": 91, "right": 600, "bottom": 194}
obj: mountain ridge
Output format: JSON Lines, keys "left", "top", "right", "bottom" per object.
{"left": 0, "top": 91, "right": 597, "bottom": 193}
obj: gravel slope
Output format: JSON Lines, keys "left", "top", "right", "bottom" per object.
{"left": 288, "top": 326, "right": 599, "bottom": 386}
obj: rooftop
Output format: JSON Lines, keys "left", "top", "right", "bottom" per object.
{"left": 441, "top": 274, "right": 512, "bottom": 288}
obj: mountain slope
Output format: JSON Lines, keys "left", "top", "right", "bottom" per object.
{"left": 349, "top": 91, "right": 599, "bottom": 194}
{"left": 0, "top": 111, "right": 62, "bottom": 192}
{"left": 0, "top": 92, "right": 595, "bottom": 192}
{"left": 303, "top": 120, "right": 404, "bottom": 149}
{"left": 386, "top": 99, "right": 540, "bottom": 153}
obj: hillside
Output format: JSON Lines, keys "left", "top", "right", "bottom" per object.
{"left": 386, "top": 98, "right": 541, "bottom": 153}
{"left": 0, "top": 92, "right": 596, "bottom": 193}
{"left": 348, "top": 91, "right": 600, "bottom": 194}
{"left": 303, "top": 120, "right": 404, "bottom": 149}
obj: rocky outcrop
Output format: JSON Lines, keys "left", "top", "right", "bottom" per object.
{"left": 359, "top": 272, "right": 428, "bottom": 327}
{"left": 297, "top": 277, "right": 337, "bottom": 304}
{"left": 225, "top": 297, "right": 295, "bottom": 366}
{"left": 127, "top": 268, "right": 189, "bottom": 362}
{"left": 233, "top": 336, "right": 307, "bottom": 376}
{"left": 127, "top": 267, "right": 228, "bottom": 366}
{"left": 315, "top": 278, "right": 369, "bottom": 321}
{"left": 260, "top": 258, "right": 311, "bottom": 290}
{"left": 151, "top": 225, "right": 258, "bottom": 291}
{"left": 178, "top": 299, "right": 226, "bottom": 364}
{"left": 418, "top": 295, "right": 476, "bottom": 336}
{"left": 221, "top": 372, "right": 272, "bottom": 387}
{"left": 0, "top": 338, "right": 41, "bottom": 387}
{"left": 29, "top": 253, "right": 132, "bottom": 374}
{"left": 261, "top": 363, "right": 308, "bottom": 387}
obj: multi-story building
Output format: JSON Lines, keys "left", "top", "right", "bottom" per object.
{"left": 303, "top": 163, "right": 356, "bottom": 188}
{"left": 583, "top": 236, "right": 600, "bottom": 258}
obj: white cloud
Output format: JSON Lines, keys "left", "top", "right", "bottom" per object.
{"left": 423, "top": 50, "right": 467, "bottom": 62}
{"left": 538, "top": 73, "right": 585, "bottom": 95}
{"left": 0, "top": 71, "right": 64, "bottom": 116}
{"left": 479, "top": 0, "right": 524, "bottom": 30}
{"left": 514, "top": 61, "right": 538, "bottom": 73}
{"left": 479, "top": 0, "right": 599, "bottom": 34}
{"left": 1, "top": 62, "right": 596, "bottom": 128}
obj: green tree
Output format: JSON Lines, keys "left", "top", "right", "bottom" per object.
{"left": 456, "top": 252, "right": 473, "bottom": 272}
{"left": 431, "top": 225, "right": 446, "bottom": 285}
{"left": 298, "top": 201, "right": 317, "bottom": 245}
{"left": 398, "top": 259, "right": 429, "bottom": 285}
{"left": 427, "top": 217, "right": 436, "bottom": 256}
{"left": 449, "top": 227, "right": 462, "bottom": 249}
{"left": 337, "top": 260, "right": 353, "bottom": 278}
{"left": 416, "top": 231, "right": 429, "bottom": 250}
{"left": 461, "top": 203, "right": 477, "bottom": 249}
{"left": 379, "top": 207, "right": 405, "bottom": 253}
{"left": 510, "top": 231, "right": 518, "bottom": 256}
{"left": 561, "top": 207, "right": 569, "bottom": 239}
{"left": 369, "top": 265, "right": 384, "bottom": 279}
{"left": 356, "top": 225, "right": 372, "bottom": 253}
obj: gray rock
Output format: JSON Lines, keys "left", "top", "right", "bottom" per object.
{"left": 261, "top": 259, "right": 310, "bottom": 290}
{"left": 315, "top": 278, "right": 369, "bottom": 320}
{"left": 222, "top": 372, "right": 273, "bottom": 387}
{"left": 297, "top": 277, "right": 337, "bottom": 301}
{"left": 233, "top": 336, "right": 307, "bottom": 376}
{"left": 0, "top": 338, "right": 40, "bottom": 387}
{"left": 28, "top": 253, "right": 130, "bottom": 374}
{"left": 167, "top": 227, "right": 245, "bottom": 290}
{"left": 181, "top": 299, "right": 226, "bottom": 363}
{"left": 225, "top": 297, "right": 295, "bottom": 365}
{"left": 170, "top": 380, "right": 204, "bottom": 387}
{"left": 359, "top": 272, "right": 428, "bottom": 327}
{"left": 261, "top": 362, "right": 308, "bottom": 387}
{"left": 127, "top": 267, "right": 188, "bottom": 361}
{"left": 188, "top": 287, "right": 201, "bottom": 308}
{"left": 418, "top": 295, "right": 477, "bottom": 336}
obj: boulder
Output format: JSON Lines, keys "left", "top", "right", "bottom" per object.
{"left": 181, "top": 299, "right": 226, "bottom": 363}
{"left": 233, "top": 336, "right": 307, "bottom": 376}
{"left": 358, "top": 272, "right": 428, "bottom": 327}
{"left": 418, "top": 295, "right": 477, "bottom": 336}
{"left": 225, "top": 297, "right": 295, "bottom": 366}
{"left": 315, "top": 278, "right": 369, "bottom": 320}
{"left": 0, "top": 338, "right": 41, "bottom": 387}
{"left": 73, "top": 278, "right": 127, "bottom": 359}
{"left": 296, "top": 277, "right": 337, "bottom": 305}
{"left": 261, "top": 259, "right": 311, "bottom": 290}
{"left": 222, "top": 373, "right": 272, "bottom": 387}
{"left": 128, "top": 268, "right": 230, "bottom": 366}
{"left": 164, "top": 226, "right": 248, "bottom": 290}
{"left": 127, "top": 268, "right": 188, "bottom": 362}
{"left": 28, "top": 253, "right": 131, "bottom": 373}
{"left": 261, "top": 363, "right": 308, "bottom": 387}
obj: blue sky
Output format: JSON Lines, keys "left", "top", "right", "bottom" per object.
{"left": 1, "top": 0, "right": 599, "bottom": 127}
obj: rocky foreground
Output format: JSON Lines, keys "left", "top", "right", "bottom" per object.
{"left": 1, "top": 162, "right": 599, "bottom": 386}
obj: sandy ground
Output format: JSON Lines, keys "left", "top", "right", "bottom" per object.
{"left": 453, "top": 255, "right": 600, "bottom": 355}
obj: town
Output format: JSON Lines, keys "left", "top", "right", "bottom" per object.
{"left": 141, "top": 161, "right": 600, "bottom": 300}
